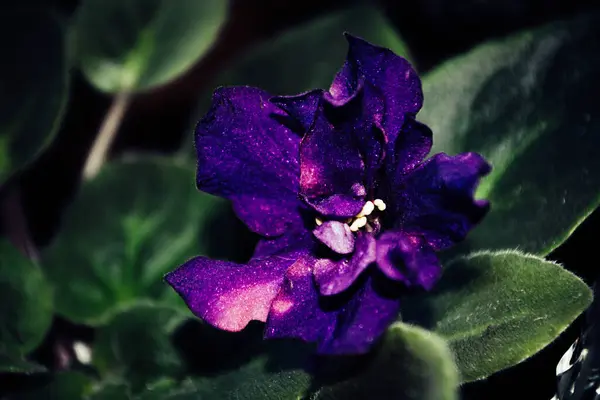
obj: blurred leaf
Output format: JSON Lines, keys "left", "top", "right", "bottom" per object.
{"left": 0, "top": 354, "right": 45, "bottom": 374}
{"left": 0, "top": 241, "right": 53, "bottom": 368}
{"left": 43, "top": 156, "right": 225, "bottom": 325}
{"left": 0, "top": 10, "right": 67, "bottom": 184}
{"left": 87, "top": 380, "right": 131, "bottom": 400}
{"left": 135, "top": 323, "right": 457, "bottom": 400}
{"left": 93, "top": 303, "right": 186, "bottom": 392}
{"left": 184, "top": 4, "right": 410, "bottom": 142}
{"left": 316, "top": 323, "right": 458, "bottom": 400}
{"left": 420, "top": 12, "right": 600, "bottom": 255}
{"left": 216, "top": 5, "right": 408, "bottom": 94}
{"left": 402, "top": 251, "right": 592, "bottom": 382}
{"left": 74, "top": 0, "right": 227, "bottom": 93}
{"left": 13, "top": 372, "right": 92, "bottom": 399}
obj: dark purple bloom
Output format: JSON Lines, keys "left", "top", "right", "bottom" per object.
{"left": 165, "top": 34, "right": 491, "bottom": 354}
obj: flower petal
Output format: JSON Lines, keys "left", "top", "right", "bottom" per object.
{"left": 265, "top": 256, "right": 400, "bottom": 354}
{"left": 270, "top": 90, "right": 322, "bottom": 133}
{"left": 314, "top": 232, "right": 376, "bottom": 295}
{"left": 253, "top": 229, "right": 315, "bottom": 259}
{"left": 329, "top": 34, "right": 423, "bottom": 143}
{"left": 232, "top": 196, "right": 303, "bottom": 239}
{"left": 165, "top": 253, "right": 302, "bottom": 331}
{"left": 390, "top": 152, "right": 491, "bottom": 250}
{"left": 196, "top": 86, "right": 303, "bottom": 237}
{"left": 313, "top": 220, "right": 355, "bottom": 255}
{"left": 376, "top": 231, "right": 441, "bottom": 290}
{"left": 388, "top": 117, "right": 433, "bottom": 177}
{"left": 299, "top": 101, "right": 366, "bottom": 217}
{"left": 320, "top": 276, "right": 401, "bottom": 354}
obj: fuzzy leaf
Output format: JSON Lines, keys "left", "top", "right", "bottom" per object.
{"left": 402, "top": 251, "right": 592, "bottom": 382}
{"left": 74, "top": 0, "right": 227, "bottom": 92}
{"left": 420, "top": 12, "right": 600, "bottom": 255}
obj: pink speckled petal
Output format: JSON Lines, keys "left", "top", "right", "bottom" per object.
{"left": 265, "top": 257, "right": 401, "bottom": 354}
{"left": 376, "top": 231, "right": 441, "bottom": 290}
{"left": 313, "top": 220, "right": 355, "bottom": 255}
{"left": 299, "top": 100, "right": 366, "bottom": 217}
{"left": 165, "top": 253, "right": 303, "bottom": 331}
{"left": 329, "top": 34, "right": 423, "bottom": 143}
{"left": 314, "top": 232, "right": 376, "bottom": 295}
{"left": 389, "top": 152, "right": 491, "bottom": 250}
{"left": 196, "top": 86, "right": 303, "bottom": 237}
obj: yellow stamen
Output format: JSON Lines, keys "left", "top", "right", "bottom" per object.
{"left": 357, "top": 201, "right": 375, "bottom": 218}
{"left": 374, "top": 199, "right": 387, "bottom": 211}
{"left": 349, "top": 216, "right": 367, "bottom": 232}
{"left": 315, "top": 217, "right": 323, "bottom": 226}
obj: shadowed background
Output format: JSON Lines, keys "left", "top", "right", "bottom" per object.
{"left": 3, "top": 0, "right": 600, "bottom": 399}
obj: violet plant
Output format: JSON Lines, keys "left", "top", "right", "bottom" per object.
{"left": 0, "top": 2, "right": 599, "bottom": 399}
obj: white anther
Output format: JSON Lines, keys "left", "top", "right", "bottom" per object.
{"left": 357, "top": 201, "right": 375, "bottom": 218}
{"left": 373, "top": 199, "right": 387, "bottom": 211}
{"left": 73, "top": 341, "right": 92, "bottom": 364}
{"left": 349, "top": 216, "right": 367, "bottom": 232}
{"left": 315, "top": 217, "right": 323, "bottom": 226}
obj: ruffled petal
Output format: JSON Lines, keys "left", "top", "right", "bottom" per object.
{"left": 389, "top": 152, "right": 491, "bottom": 250}
{"left": 265, "top": 258, "right": 401, "bottom": 354}
{"left": 313, "top": 232, "right": 376, "bottom": 295}
{"left": 270, "top": 90, "right": 322, "bottom": 133}
{"left": 313, "top": 220, "right": 355, "bottom": 255}
{"left": 299, "top": 101, "right": 366, "bottom": 217}
{"left": 165, "top": 253, "right": 303, "bottom": 331}
{"left": 376, "top": 231, "right": 441, "bottom": 290}
{"left": 387, "top": 117, "right": 432, "bottom": 178}
{"left": 195, "top": 86, "right": 303, "bottom": 237}
{"left": 320, "top": 276, "right": 402, "bottom": 354}
{"left": 329, "top": 34, "right": 423, "bottom": 143}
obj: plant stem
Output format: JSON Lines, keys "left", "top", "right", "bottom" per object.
{"left": 1, "top": 187, "right": 39, "bottom": 261}
{"left": 83, "top": 92, "right": 131, "bottom": 180}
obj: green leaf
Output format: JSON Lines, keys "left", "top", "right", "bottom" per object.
{"left": 0, "top": 353, "right": 46, "bottom": 374}
{"left": 135, "top": 323, "right": 457, "bottom": 400}
{"left": 0, "top": 10, "right": 68, "bottom": 184}
{"left": 0, "top": 240, "right": 53, "bottom": 368}
{"left": 87, "top": 380, "right": 131, "bottom": 400}
{"left": 217, "top": 5, "right": 408, "bottom": 94}
{"left": 316, "top": 323, "right": 458, "bottom": 400}
{"left": 74, "top": 0, "right": 227, "bottom": 93}
{"left": 402, "top": 251, "right": 592, "bottom": 382}
{"left": 13, "top": 372, "right": 93, "bottom": 399}
{"left": 420, "top": 12, "right": 600, "bottom": 255}
{"left": 42, "top": 156, "right": 224, "bottom": 325}
{"left": 93, "top": 303, "right": 186, "bottom": 392}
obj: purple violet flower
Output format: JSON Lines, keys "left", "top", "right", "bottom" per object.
{"left": 165, "top": 34, "right": 491, "bottom": 354}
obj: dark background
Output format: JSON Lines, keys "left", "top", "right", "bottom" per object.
{"left": 5, "top": 0, "right": 600, "bottom": 398}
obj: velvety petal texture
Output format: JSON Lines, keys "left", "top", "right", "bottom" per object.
{"left": 195, "top": 87, "right": 304, "bottom": 237}
{"left": 314, "top": 232, "right": 376, "bottom": 295}
{"left": 328, "top": 34, "right": 423, "bottom": 143}
{"left": 389, "top": 152, "right": 491, "bottom": 251}
{"left": 376, "top": 231, "right": 441, "bottom": 290}
{"left": 265, "top": 255, "right": 401, "bottom": 354}
{"left": 388, "top": 117, "right": 433, "bottom": 177}
{"left": 313, "top": 221, "right": 355, "bottom": 255}
{"left": 169, "top": 34, "right": 491, "bottom": 356}
{"left": 299, "top": 100, "right": 366, "bottom": 218}
{"left": 165, "top": 253, "right": 303, "bottom": 331}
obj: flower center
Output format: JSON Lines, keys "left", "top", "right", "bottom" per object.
{"left": 315, "top": 199, "right": 386, "bottom": 233}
